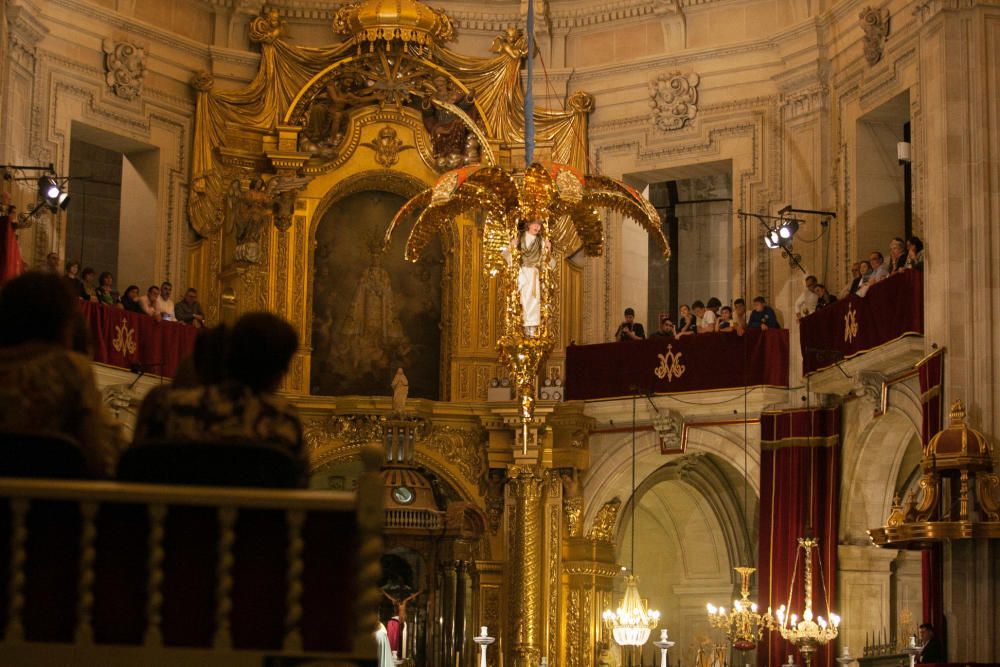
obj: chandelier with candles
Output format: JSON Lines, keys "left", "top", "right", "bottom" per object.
{"left": 775, "top": 537, "right": 841, "bottom": 667}
{"left": 706, "top": 566, "right": 776, "bottom": 651}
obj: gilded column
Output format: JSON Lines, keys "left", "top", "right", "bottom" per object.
{"left": 507, "top": 464, "right": 544, "bottom": 667}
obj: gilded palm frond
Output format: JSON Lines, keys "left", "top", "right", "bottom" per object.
{"left": 383, "top": 189, "right": 432, "bottom": 250}
{"left": 583, "top": 175, "right": 670, "bottom": 260}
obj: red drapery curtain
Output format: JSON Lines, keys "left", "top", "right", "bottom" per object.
{"left": 916, "top": 349, "right": 945, "bottom": 646}
{"left": 758, "top": 407, "right": 841, "bottom": 667}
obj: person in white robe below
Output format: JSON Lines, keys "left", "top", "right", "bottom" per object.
{"left": 504, "top": 218, "right": 555, "bottom": 337}
{"left": 375, "top": 621, "right": 395, "bottom": 666}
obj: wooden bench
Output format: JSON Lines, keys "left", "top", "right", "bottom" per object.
{"left": 0, "top": 446, "right": 383, "bottom": 666}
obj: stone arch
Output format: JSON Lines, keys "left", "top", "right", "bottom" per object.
{"left": 582, "top": 423, "right": 760, "bottom": 534}
{"left": 841, "top": 379, "right": 923, "bottom": 544}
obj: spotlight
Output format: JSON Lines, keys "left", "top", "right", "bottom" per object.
{"left": 764, "top": 229, "right": 780, "bottom": 249}
{"left": 37, "top": 175, "right": 69, "bottom": 211}
{"left": 778, "top": 219, "right": 799, "bottom": 239}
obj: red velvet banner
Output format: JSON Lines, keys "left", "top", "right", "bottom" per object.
{"left": 80, "top": 301, "right": 198, "bottom": 377}
{"left": 758, "top": 407, "right": 841, "bottom": 667}
{"left": 564, "top": 329, "right": 789, "bottom": 401}
{"left": 800, "top": 270, "right": 923, "bottom": 374}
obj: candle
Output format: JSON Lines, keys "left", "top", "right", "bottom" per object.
{"left": 480, "top": 625, "right": 488, "bottom": 637}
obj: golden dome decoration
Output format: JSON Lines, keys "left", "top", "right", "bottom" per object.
{"left": 869, "top": 399, "right": 1000, "bottom": 548}
{"left": 382, "top": 466, "right": 439, "bottom": 512}
{"left": 333, "top": 0, "right": 455, "bottom": 50}
{"left": 924, "top": 400, "right": 993, "bottom": 470}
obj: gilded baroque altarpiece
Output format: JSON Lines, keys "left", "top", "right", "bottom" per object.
{"left": 186, "top": 4, "right": 614, "bottom": 666}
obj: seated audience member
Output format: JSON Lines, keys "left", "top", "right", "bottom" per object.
{"left": 614, "top": 307, "right": 645, "bottom": 341}
{"left": 855, "top": 260, "right": 873, "bottom": 293}
{"left": 79, "top": 267, "right": 98, "bottom": 302}
{"left": 717, "top": 306, "right": 736, "bottom": 332}
{"left": 733, "top": 298, "right": 748, "bottom": 327}
{"left": 175, "top": 287, "right": 206, "bottom": 327}
{"left": 132, "top": 312, "right": 306, "bottom": 477}
{"left": 813, "top": 283, "right": 837, "bottom": 308}
{"left": 137, "top": 284, "right": 161, "bottom": 319}
{"left": 906, "top": 236, "right": 925, "bottom": 270}
{"left": 747, "top": 296, "right": 780, "bottom": 330}
{"left": 120, "top": 285, "right": 144, "bottom": 313}
{"left": 844, "top": 262, "right": 862, "bottom": 297}
{"left": 795, "top": 275, "right": 819, "bottom": 319}
{"left": 96, "top": 271, "right": 117, "bottom": 306}
{"left": 156, "top": 281, "right": 176, "bottom": 321}
{"left": 0, "top": 272, "right": 120, "bottom": 477}
{"left": 693, "top": 300, "right": 716, "bottom": 333}
{"left": 868, "top": 251, "right": 889, "bottom": 282}
{"left": 651, "top": 315, "right": 675, "bottom": 338}
{"left": 706, "top": 297, "right": 722, "bottom": 325}
{"left": 889, "top": 237, "right": 906, "bottom": 273}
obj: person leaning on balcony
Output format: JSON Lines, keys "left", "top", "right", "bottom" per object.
{"left": 813, "top": 283, "right": 837, "bottom": 309}
{"left": 843, "top": 262, "right": 862, "bottom": 298}
{"left": 905, "top": 236, "right": 925, "bottom": 271}
{"left": 0, "top": 272, "right": 122, "bottom": 477}
{"left": 174, "top": 288, "right": 206, "bottom": 327}
{"left": 676, "top": 304, "right": 696, "bottom": 337}
{"left": 868, "top": 251, "right": 889, "bottom": 282}
{"left": 747, "top": 296, "right": 780, "bottom": 330}
{"left": 651, "top": 314, "right": 675, "bottom": 338}
{"left": 795, "top": 275, "right": 819, "bottom": 319}
{"left": 889, "top": 237, "right": 907, "bottom": 274}
{"left": 693, "top": 300, "right": 716, "bottom": 333}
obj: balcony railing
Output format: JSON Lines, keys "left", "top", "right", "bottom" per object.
{"left": 565, "top": 329, "right": 789, "bottom": 401}
{"left": 81, "top": 301, "right": 199, "bottom": 378}
{"left": 800, "top": 270, "right": 923, "bottom": 374}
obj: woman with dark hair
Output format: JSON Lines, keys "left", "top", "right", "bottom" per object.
{"left": 80, "top": 267, "right": 98, "bottom": 301}
{"left": 133, "top": 312, "right": 306, "bottom": 485}
{"left": 0, "top": 272, "right": 120, "bottom": 477}
{"left": 120, "top": 285, "right": 144, "bottom": 313}
{"left": 905, "top": 236, "right": 925, "bottom": 270}
{"left": 96, "top": 271, "right": 117, "bottom": 306}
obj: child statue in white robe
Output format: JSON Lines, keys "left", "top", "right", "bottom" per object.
{"left": 503, "top": 219, "right": 555, "bottom": 337}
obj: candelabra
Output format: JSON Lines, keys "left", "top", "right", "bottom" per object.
{"left": 654, "top": 629, "right": 675, "bottom": 667}
{"left": 706, "top": 566, "right": 776, "bottom": 651}
{"left": 775, "top": 537, "right": 841, "bottom": 667}
{"left": 474, "top": 626, "right": 495, "bottom": 667}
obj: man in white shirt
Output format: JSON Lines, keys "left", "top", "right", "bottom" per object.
{"left": 795, "top": 275, "right": 819, "bottom": 320}
{"left": 868, "top": 251, "right": 889, "bottom": 282}
{"left": 136, "top": 285, "right": 161, "bottom": 319}
{"left": 693, "top": 300, "right": 716, "bottom": 333}
{"left": 156, "top": 281, "right": 176, "bottom": 321}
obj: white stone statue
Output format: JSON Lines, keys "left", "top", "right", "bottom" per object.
{"left": 503, "top": 219, "right": 556, "bottom": 337}
{"left": 391, "top": 367, "right": 409, "bottom": 414}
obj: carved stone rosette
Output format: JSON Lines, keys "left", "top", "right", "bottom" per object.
{"left": 859, "top": 6, "right": 890, "bottom": 66}
{"left": 649, "top": 71, "right": 699, "bottom": 131}
{"left": 102, "top": 38, "right": 147, "bottom": 100}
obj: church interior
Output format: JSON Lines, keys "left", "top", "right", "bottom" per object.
{"left": 0, "top": 0, "right": 999, "bottom": 666}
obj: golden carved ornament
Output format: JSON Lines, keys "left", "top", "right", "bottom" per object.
{"left": 870, "top": 400, "right": 1000, "bottom": 547}
{"left": 587, "top": 498, "right": 621, "bottom": 543}
{"left": 333, "top": 0, "right": 454, "bottom": 49}
{"left": 386, "top": 162, "right": 668, "bottom": 432}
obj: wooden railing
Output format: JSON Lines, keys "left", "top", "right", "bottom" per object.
{"left": 0, "top": 445, "right": 383, "bottom": 665}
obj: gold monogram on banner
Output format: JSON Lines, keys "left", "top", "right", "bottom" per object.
{"left": 112, "top": 318, "right": 138, "bottom": 356}
{"left": 844, "top": 304, "right": 859, "bottom": 342}
{"left": 654, "top": 344, "right": 686, "bottom": 382}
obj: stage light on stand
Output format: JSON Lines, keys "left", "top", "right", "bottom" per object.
{"left": 764, "top": 229, "right": 780, "bottom": 249}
